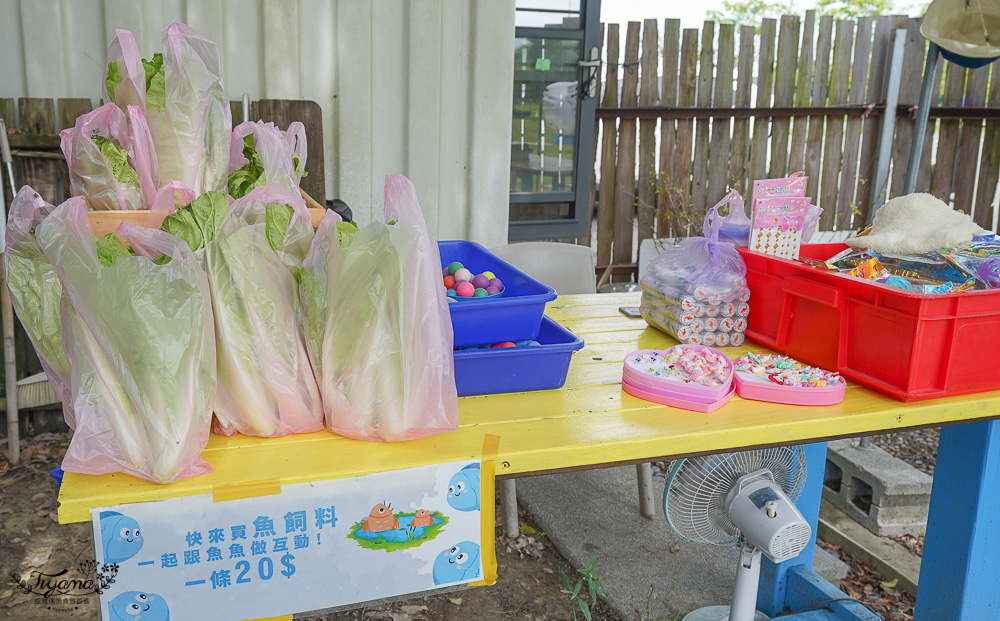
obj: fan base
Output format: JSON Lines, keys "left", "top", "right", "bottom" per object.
{"left": 681, "top": 605, "right": 769, "bottom": 621}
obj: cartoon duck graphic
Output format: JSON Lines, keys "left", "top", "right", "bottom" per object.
{"left": 362, "top": 502, "right": 400, "bottom": 532}
{"left": 107, "top": 591, "right": 169, "bottom": 621}
{"left": 411, "top": 509, "right": 434, "bottom": 528}
{"left": 446, "top": 463, "right": 481, "bottom": 512}
{"left": 433, "top": 541, "right": 481, "bottom": 585}
{"left": 99, "top": 511, "right": 144, "bottom": 564}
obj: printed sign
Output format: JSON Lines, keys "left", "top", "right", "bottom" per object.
{"left": 90, "top": 458, "right": 492, "bottom": 621}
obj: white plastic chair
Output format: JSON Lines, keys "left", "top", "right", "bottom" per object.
{"left": 491, "top": 242, "right": 596, "bottom": 295}
{"left": 488, "top": 242, "right": 656, "bottom": 537}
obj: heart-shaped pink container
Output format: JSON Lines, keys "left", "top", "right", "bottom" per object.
{"left": 622, "top": 346, "right": 735, "bottom": 412}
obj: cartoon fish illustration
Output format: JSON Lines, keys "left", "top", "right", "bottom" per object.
{"left": 446, "top": 463, "right": 481, "bottom": 512}
{"left": 99, "top": 511, "right": 144, "bottom": 564}
{"left": 411, "top": 509, "right": 434, "bottom": 527}
{"left": 362, "top": 502, "right": 400, "bottom": 532}
{"left": 107, "top": 591, "right": 169, "bottom": 621}
{"left": 432, "top": 541, "right": 481, "bottom": 585}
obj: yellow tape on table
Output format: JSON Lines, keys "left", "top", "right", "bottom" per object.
{"left": 470, "top": 434, "right": 500, "bottom": 587}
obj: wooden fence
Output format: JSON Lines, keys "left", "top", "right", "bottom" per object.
{"left": 591, "top": 13, "right": 1000, "bottom": 272}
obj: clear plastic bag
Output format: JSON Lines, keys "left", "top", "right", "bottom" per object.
{"left": 37, "top": 199, "right": 215, "bottom": 483}
{"left": 208, "top": 184, "right": 323, "bottom": 437}
{"left": 4, "top": 188, "right": 76, "bottom": 427}
{"left": 640, "top": 206, "right": 749, "bottom": 345}
{"left": 228, "top": 120, "right": 307, "bottom": 195}
{"left": 59, "top": 103, "right": 145, "bottom": 210}
{"left": 300, "top": 174, "right": 459, "bottom": 441}
{"left": 103, "top": 23, "right": 231, "bottom": 195}
{"left": 714, "top": 189, "right": 750, "bottom": 247}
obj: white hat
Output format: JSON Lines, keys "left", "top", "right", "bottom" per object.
{"left": 921, "top": 0, "right": 1000, "bottom": 67}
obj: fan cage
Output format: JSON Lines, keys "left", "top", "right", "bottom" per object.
{"left": 664, "top": 446, "right": 807, "bottom": 547}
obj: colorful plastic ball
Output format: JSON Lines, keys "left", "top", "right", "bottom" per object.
{"left": 473, "top": 287, "right": 489, "bottom": 297}
{"left": 446, "top": 289, "right": 458, "bottom": 298}
{"left": 488, "top": 277, "right": 503, "bottom": 290}
{"left": 485, "top": 285, "right": 501, "bottom": 295}
{"left": 454, "top": 268, "right": 473, "bottom": 282}
{"left": 456, "top": 282, "right": 475, "bottom": 297}
{"left": 483, "top": 271, "right": 496, "bottom": 280}
{"left": 443, "top": 275, "right": 457, "bottom": 289}
{"left": 514, "top": 340, "right": 529, "bottom": 347}
{"left": 526, "top": 340, "right": 540, "bottom": 346}
{"left": 448, "top": 261, "right": 464, "bottom": 275}
{"left": 494, "top": 342, "right": 516, "bottom": 348}
{"left": 471, "top": 274, "right": 489, "bottom": 289}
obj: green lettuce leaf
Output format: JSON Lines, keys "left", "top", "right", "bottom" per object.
{"left": 106, "top": 61, "right": 122, "bottom": 103}
{"left": 143, "top": 52, "right": 166, "bottom": 113}
{"left": 95, "top": 233, "right": 134, "bottom": 267}
{"left": 336, "top": 221, "right": 359, "bottom": 248}
{"left": 160, "top": 190, "right": 230, "bottom": 252}
{"left": 92, "top": 135, "right": 139, "bottom": 187}
{"left": 227, "top": 135, "right": 266, "bottom": 199}
{"left": 264, "top": 203, "right": 294, "bottom": 252}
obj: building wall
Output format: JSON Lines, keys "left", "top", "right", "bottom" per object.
{"left": 0, "top": 0, "right": 515, "bottom": 246}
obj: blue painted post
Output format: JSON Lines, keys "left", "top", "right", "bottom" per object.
{"left": 756, "top": 441, "right": 827, "bottom": 617}
{"left": 914, "top": 420, "right": 1000, "bottom": 620}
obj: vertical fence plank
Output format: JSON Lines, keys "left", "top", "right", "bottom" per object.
{"left": 953, "top": 65, "right": 989, "bottom": 217}
{"left": 581, "top": 22, "right": 605, "bottom": 247}
{"left": 930, "top": 64, "right": 966, "bottom": 203}
{"left": 750, "top": 18, "right": 777, "bottom": 192}
{"left": 657, "top": 19, "right": 681, "bottom": 236}
{"left": 889, "top": 17, "right": 925, "bottom": 198}
{"left": 612, "top": 22, "right": 640, "bottom": 272}
{"left": 17, "top": 98, "right": 59, "bottom": 205}
{"left": 769, "top": 15, "right": 800, "bottom": 178}
{"left": 975, "top": 64, "right": 1000, "bottom": 230}
{"left": 789, "top": 10, "right": 816, "bottom": 175}
{"left": 856, "top": 16, "right": 895, "bottom": 222}
{"left": 805, "top": 15, "right": 834, "bottom": 203}
{"left": 819, "top": 20, "right": 854, "bottom": 229}
{"left": 596, "top": 23, "right": 618, "bottom": 266}
{"left": 637, "top": 18, "right": 659, "bottom": 244}
{"left": 669, "top": 29, "right": 698, "bottom": 234}
{"left": 708, "top": 22, "right": 735, "bottom": 204}
{"left": 730, "top": 25, "right": 755, "bottom": 195}
{"left": 916, "top": 60, "right": 944, "bottom": 192}
{"left": 691, "top": 21, "right": 715, "bottom": 213}
{"left": 836, "top": 17, "right": 872, "bottom": 230}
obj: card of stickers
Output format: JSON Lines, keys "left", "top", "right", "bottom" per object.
{"left": 750, "top": 173, "right": 811, "bottom": 260}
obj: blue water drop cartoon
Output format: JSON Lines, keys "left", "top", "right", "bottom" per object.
{"left": 99, "top": 511, "right": 144, "bottom": 564}
{"left": 432, "top": 541, "right": 481, "bottom": 585}
{"left": 446, "top": 463, "right": 480, "bottom": 512}
{"left": 107, "top": 591, "right": 169, "bottom": 621}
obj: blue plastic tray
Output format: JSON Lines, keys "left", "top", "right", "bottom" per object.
{"left": 453, "top": 316, "right": 584, "bottom": 396}
{"left": 439, "top": 240, "right": 557, "bottom": 347}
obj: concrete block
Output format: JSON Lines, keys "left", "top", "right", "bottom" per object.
{"left": 812, "top": 544, "right": 850, "bottom": 585}
{"left": 822, "top": 440, "right": 932, "bottom": 536}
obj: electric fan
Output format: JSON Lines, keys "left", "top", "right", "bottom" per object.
{"left": 663, "top": 446, "right": 811, "bottom": 621}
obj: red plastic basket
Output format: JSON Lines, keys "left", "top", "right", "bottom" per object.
{"left": 737, "top": 244, "right": 1000, "bottom": 401}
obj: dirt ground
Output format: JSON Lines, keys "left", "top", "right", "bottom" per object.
{"left": 0, "top": 431, "right": 622, "bottom": 621}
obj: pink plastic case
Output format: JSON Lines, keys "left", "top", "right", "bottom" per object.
{"left": 622, "top": 346, "right": 735, "bottom": 412}
{"left": 734, "top": 369, "right": 846, "bottom": 406}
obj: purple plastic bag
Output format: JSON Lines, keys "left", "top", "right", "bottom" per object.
{"left": 229, "top": 120, "right": 308, "bottom": 193}
{"left": 59, "top": 103, "right": 145, "bottom": 210}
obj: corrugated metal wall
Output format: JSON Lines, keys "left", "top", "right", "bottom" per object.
{"left": 0, "top": 0, "right": 515, "bottom": 246}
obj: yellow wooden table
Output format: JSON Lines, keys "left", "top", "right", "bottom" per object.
{"left": 56, "top": 291, "right": 1000, "bottom": 523}
{"left": 56, "top": 292, "right": 1000, "bottom": 620}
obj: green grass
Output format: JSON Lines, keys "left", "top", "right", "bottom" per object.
{"left": 346, "top": 511, "right": 449, "bottom": 552}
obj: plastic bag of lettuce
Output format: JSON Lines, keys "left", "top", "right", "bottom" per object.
{"left": 299, "top": 174, "right": 458, "bottom": 442}
{"left": 32, "top": 196, "right": 216, "bottom": 484}
{"left": 157, "top": 186, "right": 324, "bottom": 437}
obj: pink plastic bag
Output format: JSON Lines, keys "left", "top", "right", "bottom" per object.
{"left": 59, "top": 103, "right": 144, "bottom": 210}
{"left": 3, "top": 187, "right": 76, "bottom": 428}
{"left": 207, "top": 184, "right": 323, "bottom": 437}
{"left": 299, "top": 174, "right": 458, "bottom": 441}
{"left": 228, "top": 120, "right": 308, "bottom": 192}
{"left": 36, "top": 199, "right": 215, "bottom": 483}
{"left": 104, "top": 24, "right": 231, "bottom": 195}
